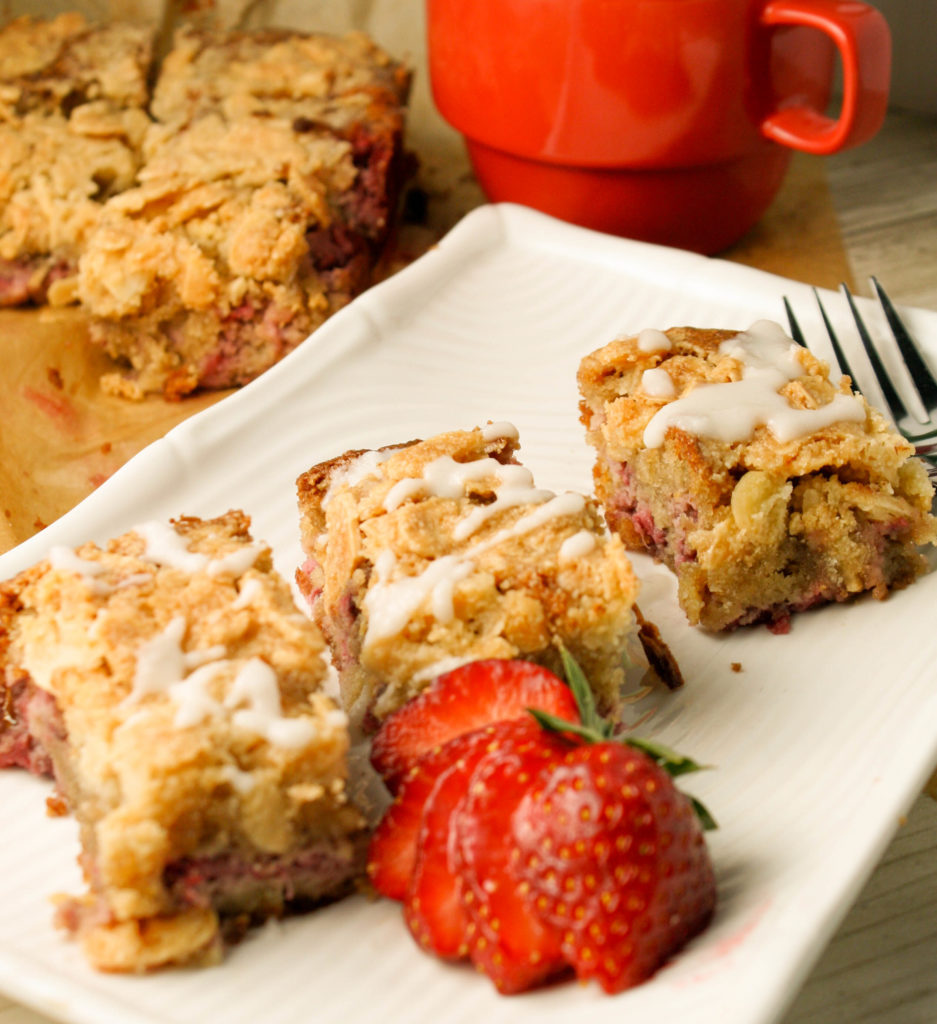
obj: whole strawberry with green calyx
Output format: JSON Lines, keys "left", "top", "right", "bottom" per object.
{"left": 366, "top": 650, "right": 717, "bottom": 996}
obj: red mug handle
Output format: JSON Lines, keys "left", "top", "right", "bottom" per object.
{"left": 760, "top": 0, "right": 891, "bottom": 155}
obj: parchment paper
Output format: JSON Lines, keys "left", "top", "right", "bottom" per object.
{"left": 0, "top": 0, "right": 853, "bottom": 554}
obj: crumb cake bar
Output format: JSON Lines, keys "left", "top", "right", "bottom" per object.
{"left": 578, "top": 322, "right": 937, "bottom": 632}
{"left": 0, "top": 13, "right": 154, "bottom": 306}
{"left": 0, "top": 511, "right": 366, "bottom": 971}
{"left": 149, "top": 24, "right": 409, "bottom": 242}
{"left": 296, "top": 423, "right": 682, "bottom": 732}
{"left": 78, "top": 24, "right": 411, "bottom": 399}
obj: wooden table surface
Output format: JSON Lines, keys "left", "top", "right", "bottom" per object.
{"left": 1, "top": 104, "right": 936, "bottom": 1024}
{"left": 780, "top": 107, "right": 937, "bottom": 1024}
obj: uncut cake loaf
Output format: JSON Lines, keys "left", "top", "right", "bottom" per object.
{"left": 0, "top": 12, "right": 154, "bottom": 306}
{"left": 0, "top": 511, "right": 366, "bottom": 972}
{"left": 578, "top": 322, "right": 937, "bottom": 632}
{"left": 296, "top": 423, "right": 682, "bottom": 732}
{"left": 78, "top": 24, "right": 411, "bottom": 399}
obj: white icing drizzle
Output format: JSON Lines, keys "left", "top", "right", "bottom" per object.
{"left": 365, "top": 552, "right": 473, "bottom": 638}
{"left": 637, "top": 328, "right": 672, "bottom": 353}
{"left": 134, "top": 521, "right": 210, "bottom": 573}
{"left": 123, "top": 617, "right": 228, "bottom": 720}
{"left": 361, "top": 432, "right": 593, "bottom": 646}
{"left": 170, "top": 662, "right": 228, "bottom": 728}
{"left": 642, "top": 320, "right": 865, "bottom": 448}
{"left": 133, "top": 520, "right": 260, "bottom": 578}
{"left": 485, "top": 493, "right": 587, "bottom": 547}
{"left": 380, "top": 423, "right": 524, "bottom": 516}
{"left": 322, "top": 448, "right": 394, "bottom": 508}
{"left": 122, "top": 618, "right": 313, "bottom": 748}
{"left": 641, "top": 367, "right": 676, "bottom": 398}
{"left": 383, "top": 456, "right": 499, "bottom": 512}
{"left": 207, "top": 545, "right": 261, "bottom": 577}
{"left": 383, "top": 456, "right": 554, "bottom": 543}
{"left": 412, "top": 655, "right": 474, "bottom": 683}
{"left": 48, "top": 545, "right": 115, "bottom": 595}
{"left": 124, "top": 617, "right": 192, "bottom": 708}
{"left": 219, "top": 763, "right": 257, "bottom": 794}
{"left": 430, "top": 558, "right": 476, "bottom": 623}
{"left": 49, "top": 546, "right": 106, "bottom": 577}
{"left": 382, "top": 477, "right": 426, "bottom": 510}
{"left": 452, "top": 466, "right": 553, "bottom": 540}
{"left": 719, "top": 319, "right": 801, "bottom": 371}
{"left": 231, "top": 576, "right": 264, "bottom": 609}
{"left": 183, "top": 643, "right": 229, "bottom": 668}
{"left": 47, "top": 546, "right": 152, "bottom": 597}
{"left": 481, "top": 420, "right": 519, "bottom": 441}
{"left": 117, "top": 573, "right": 153, "bottom": 590}
{"left": 225, "top": 659, "right": 316, "bottom": 749}
{"left": 559, "top": 529, "right": 597, "bottom": 562}
{"left": 364, "top": 491, "right": 587, "bottom": 645}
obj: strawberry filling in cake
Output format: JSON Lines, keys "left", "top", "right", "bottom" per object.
{"left": 0, "top": 257, "right": 75, "bottom": 307}
{"left": 0, "top": 674, "right": 59, "bottom": 777}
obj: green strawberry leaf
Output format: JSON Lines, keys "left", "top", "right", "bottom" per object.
{"left": 547, "top": 644, "right": 718, "bottom": 831}
{"left": 623, "top": 736, "right": 711, "bottom": 778}
{"left": 558, "top": 644, "right": 613, "bottom": 738}
{"left": 527, "top": 707, "right": 603, "bottom": 743}
{"left": 690, "top": 796, "right": 719, "bottom": 832}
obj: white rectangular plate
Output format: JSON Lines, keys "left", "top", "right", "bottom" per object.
{"left": 1, "top": 204, "right": 936, "bottom": 1024}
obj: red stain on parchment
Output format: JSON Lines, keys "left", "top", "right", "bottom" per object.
{"left": 21, "top": 386, "right": 79, "bottom": 435}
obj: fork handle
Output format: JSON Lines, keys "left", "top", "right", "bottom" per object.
{"left": 760, "top": 0, "right": 891, "bottom": 155}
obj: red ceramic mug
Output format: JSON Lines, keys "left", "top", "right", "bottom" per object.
{"left": 427, "top": 0, "right": 891, "bottom": 253}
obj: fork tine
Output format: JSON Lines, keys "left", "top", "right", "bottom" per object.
{"left": 783, "top": 297, "right": 807, "bottom": 347}
{"left": 840, "top": 282, "right": 911, "bottom": 425}
{"left": 813, "top": 287, "right": 861, "bottom": 387}
{"left": 871, "top": 277, "right": 937, "bottom": 409}
{"left": 788, "top": 288, "right": 937, "bottom": 463}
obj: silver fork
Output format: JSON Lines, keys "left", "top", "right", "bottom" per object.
{"left": 783, "top": 279, "right": 937, "bottom": 477}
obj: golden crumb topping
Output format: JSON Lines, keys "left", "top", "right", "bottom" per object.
{"left": 298, "top": 425, "right": 650, "bottom": 726}
{"left": 0, "top": 511, "right": 364, "bottom": 968}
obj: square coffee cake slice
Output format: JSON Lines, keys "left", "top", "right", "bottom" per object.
{"left": 0, "top": 511, "right": 366, "bottom": 971}
{"left": 296, "top": 423, "right": 682, "bottom": 732}
{"left": 578, "top": 322, "right": 937, "bottom": 632}
{"left": 78, "top": 25, "right": 411, "bottom": 399}
{"left": 0, "top": 13, "right": 154, "bottom": 306}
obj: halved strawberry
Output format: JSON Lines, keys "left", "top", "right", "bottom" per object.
{"left": 367, "top": 755, "right": 442, "bottom": 901}
{"left": 368, "top": 718, "right": 545, "bottom": 903}
{"left": 404, "top": 719, "right": 541, "bottom": 959}
{"left": 512, "top": 741, "right": 716, "bottom": 993}
{"left": 369, "top": 650, "right": 717, "bottom": 998}
{"left": 403, "top": 762, "right": 475, "bottom": 958}
{"left": 370, "top": 659, "right": 580, "bottom": 790}
{"left": 452, "top": 727, "right": 573, "bottom": 994}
